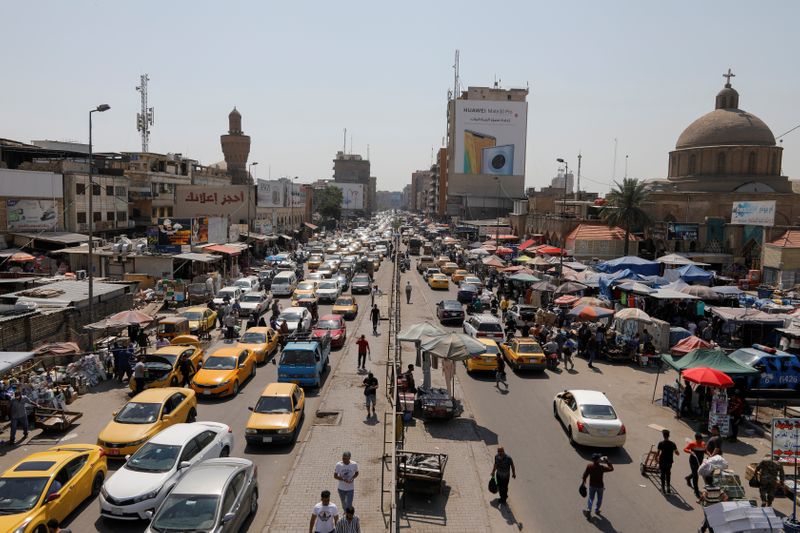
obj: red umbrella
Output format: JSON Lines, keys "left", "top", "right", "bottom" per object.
{"left": 553, "top": 295, "right": 579, "bottom": 306}
{"left": 496, "top": 246, "right": 514, "bottom": 255}
{"left": 106, "top": 310, "right": 155, "bottom": 326}
{"left": 568, "top": 304, "right": 615, "bottom": 321}
{"left": 682, "top": 367, "right": 733, "bottom": 388}
{"left": 9, "top": 252, "right": 36, "bottom": 262}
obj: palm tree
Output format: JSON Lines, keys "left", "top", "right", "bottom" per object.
{"left": 601, "top": 178, "right": 653, "bottom": 256}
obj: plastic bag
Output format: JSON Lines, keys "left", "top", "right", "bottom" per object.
{"left": 488, "top": 476, "right": 498, "bottom": 494}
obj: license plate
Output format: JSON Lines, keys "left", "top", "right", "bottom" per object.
{"left": 262, "top": 437, "right": 273, "bottom": 443}
{"left": 110, "top": 508, "right": 123, "bottom": 515}
{"left": 203, "top": 390, "right": 211, "bottom": 395}
{"left": 107, "top": 449, "right": 120, "bottom": 455}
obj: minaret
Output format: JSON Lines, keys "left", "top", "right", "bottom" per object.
{"left": 220, "top": 107, "right": 251, "bottom": 184}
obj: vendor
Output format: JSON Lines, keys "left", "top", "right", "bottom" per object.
{"left": 402, "top": 364, "right": 416, "bottom": 393}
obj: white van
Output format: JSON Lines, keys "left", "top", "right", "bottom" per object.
{"left": 271, "top": 271, "right": 298, "bottom": 297}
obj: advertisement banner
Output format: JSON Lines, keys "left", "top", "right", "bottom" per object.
{"left": 6, "top": 199, "right": 58, "bottom": 230}
{"left": 289, "top": 183, "right": 306, "bottom": 208}
{"left": 175, "top": 185, "right": 255, "bottom": 220}
{"left": 156, "top": 218, "right": 192, "bottom": 253}
{"left": 731, "top": 201, "right": 776, "bottom": 226}
{"left": 330, "top": 183, "right": 364, "bottom": 210}
{"left": 207, "top": 217, "right": 227, "bottom": 244}
{"left": 254, "top": 219, "right": 273, "bottom": 235}
{"left": 667, "top": 223, "right": 699, "bottom": 241}
{"left": 257, "top": 180, "right": 285, "bottom": 208}
{"left": 193, "top": 217, "right": 209, "bottom": 244}
{"left": 771, "top": 418, "right": 800, "bottom": 463}
{"left": 454, "top": 100, "right": 527, "bottom": 176}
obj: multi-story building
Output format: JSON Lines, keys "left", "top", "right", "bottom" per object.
{"left": 333, "top": 151, "right": 375, "bottom": 215}
{"left": 409, "top": 170, "right": 432, "bottom": 213}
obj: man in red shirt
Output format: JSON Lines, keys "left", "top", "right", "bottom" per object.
{"left": 355, "top": 335, "right": 370, "bottom": 371}
{"left": 582, "top": 453, "right": 614, "bottom": 519}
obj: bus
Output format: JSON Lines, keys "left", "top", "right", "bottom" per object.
{"left": 408, "top": 237, "right": 422, "bottom": 255}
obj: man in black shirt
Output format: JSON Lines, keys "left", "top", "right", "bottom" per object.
{"left": 362, "top": 372, "right": 378, "bottom": 418}
{"left": 490, "top": 446, "right": 516, "bottom": 506}
{"left": 656, "top": 429, "right": 679, "bottom": 494}
{"left": 706, "top": 425, "right": 723, "bottom": 457}
{"left": 495, "top": 353, "right": 507, "bottom": 390}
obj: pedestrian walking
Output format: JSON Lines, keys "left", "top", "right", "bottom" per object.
{"left": 582, "top": 453, "right": 613, "bottom": 519}
{"left": 561, "top": 344, "right": 574, "bottom": 370}
{"left": 8, "top": 390, "right": 38, "bottom": 445}
{"left": 490, "top": 446, "right": 516, "bottom": 506}
{"left": 224, "top": 311, "right": 237, "bottom": 340}
{"left": 133, "top": 355, "right": 146, "bottom": 395}
{"left": 371, "top": 285, "right": 379, "bottom": 306}
{"left": 178, "top": 353, "right": 194, "bottom": 387}
{"left": 370, "top": 304, "right": 380, "bottom": 336}
{"left": 355, "top": 335, "right": 370, "bottom": 371}
{"left": 656, "top": 429, "right": 679, "bottom": 494}
{"left": 727, "top": 392, "right": 746, "bottom": 442}
{"left": 684, "top": 432, "right": 706, "bottom": 498}
{"left": 334, "top": 451, "right": 359, "bottom": 510}
{"left": 334, "top": 506, "right": 360, "bottom": 533}
{"left": 405, "top": 281, "right": 412, "bottom": 304}
{"left": 363, "top": 372, "right": 378, "bottom": 418}
{"left": 495, "top": 353, "right": 507, "bottom": 390}
{"left": 587, "top": 336, "right": 598, "bottom": 369}
{"left": 309, "top": 490, "right": 339, "bottom": 533}
{"left": 754, "top": 454, "right": 785, "bottom": 507}
{"left": 705, "top": 425, "right": 723, "bottom": 457}
{"left": 680, "top": 380, "right": 693, "bottom": 418}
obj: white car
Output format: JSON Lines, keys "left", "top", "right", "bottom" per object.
{"left": 462, "top": 315, "right": 504, "bottom": 341}
{"left": 233, "top": 276, "right": 260, "bottom": 293}
{"left": 100, "top": 421, "right": 234, "bottom": 520}
{"left": 238, "top": 291, "right": 271, "bottom": 318}
{"left": 553, "top": 390, "right": 626, "bottom": 448}
{"left": 316, "top": 280, "right": 342, "bottom": 303}
{"left": 277, "top": 307, "right": 312, "bottom": 333}
{"left": 212, "top": 286, "right": 243, "bottom": 306}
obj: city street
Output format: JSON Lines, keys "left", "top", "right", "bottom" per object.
{"left": 0, "top": 261, "right": 395, "bottom": 533}
{"left": 401, "top": 258, "right": 786, "bottom": 532}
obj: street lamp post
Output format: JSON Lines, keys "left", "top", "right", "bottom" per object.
{"left": 494, "top": 176, "right": 501, "bottom": 243}
{"left": 88, "top": 104, "right": 111, "bottom": 324}
{"left": 556, "top": 157, "right": 568, "bottom": 280}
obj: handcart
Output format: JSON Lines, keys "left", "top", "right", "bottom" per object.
{"left": 640, "top": 444, "right": 661, "bottom": 476}
{"left": 396, "top": 450, "right": 448, "bottom": 507}
{"left": 33, "top": 407, "right": 83, "bottom": 433}
{"left": 414, "top": 387, "right": 461, "bottom": 420}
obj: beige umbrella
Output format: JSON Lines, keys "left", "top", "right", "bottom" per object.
{"left": 419, "top": 332, "right": 487, "bottom": 362}
{"left": 614, "top": 307, "right": 653, "bottom": 323}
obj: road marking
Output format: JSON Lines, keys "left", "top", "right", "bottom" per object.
{"left": 647, "top": 423, "right": 666, "bottom": 432}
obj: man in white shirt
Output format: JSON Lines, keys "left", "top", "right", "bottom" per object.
{"left": 309, "top": 490, "right": 339, "bottom": 533}
{"left": 333, "top": 451, "right": 359, "bottom": 511}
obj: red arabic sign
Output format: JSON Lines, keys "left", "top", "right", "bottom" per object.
{"left": 175, "top": 185, "right": 255, "bottom": 220}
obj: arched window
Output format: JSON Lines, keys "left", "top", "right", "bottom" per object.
{"left": 688, "top": 154, "right": 697, "bottom": 174}
{"left": 717, "top": 152, "right": 726, "bottom": 174}
{"left": 747, "top": 152, "right": 757, "bottom": 174}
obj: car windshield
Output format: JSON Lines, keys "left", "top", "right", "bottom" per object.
{"left": 234, "top": 280, "right": 251, "bottom": 288}
{"left": 240, "top": 294, "right": 263, "bottom": 303}
{"left": 240, "top": 332, "right": 266, "bottom": 344}
{"left": 126, "top": 443, "right": 181, "bottom": 473}
{"left": 203, "top": 356, "right": 236, "bottom": 370}
{"left": 318, "top": 282, "right": 337, "bottom": 290}
{"left": 0, "top": 476, "right": 48, "bottom": 512}
{"left": 298, "top": 282, "right": 316, "bottom": 290}
{"left": 279, "top": 312, "right": 302, "bottom": 322}
{"left": 478, "top": 323, "right": 503, "bottom": 332}
{"left": 281, "top": 350, "right": 316, "bottom": 366}
{"left": 335, "top": 298, "right": 353, "bottom": 306}
{"left": 255, "top": 395, "right": 292, "bottom": 414}
{"left": 150, "top": 494, "right": 219, "bottom": 532}
{"left": 442, "top": 301, "right": 461, "bottom": 310}
{"left": 316, "top": 320, "right": 340, "bottom": 330}
{"left": 460, "top": 284, "right": 478, "bottom": 292}
{"left": 353, "top": 276, "right": 370, "bottom": 283}
{"left": 181, "top": 312, "right": 202, "bottom": 320}
{"left": 581, "top": 404, "right": 618, "bottom": 420}
{"left": 482, "top": 345, "right": 500, "bottom": 355}
{"left": 115, "top": 402, "right": 161, "bottom": 424}
{"left": 219, "top": 289, "right": 237, "bottom": 298}
{"left": 516, "top": 343, "right": 542, "bottom": 354}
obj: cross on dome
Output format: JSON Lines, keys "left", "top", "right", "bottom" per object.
{"left": 723, "top": 68, "right": 735, "bottom": 88}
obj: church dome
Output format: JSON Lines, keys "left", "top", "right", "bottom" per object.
{"left": 675, "top": 78, "right": 775, "bottom": 150}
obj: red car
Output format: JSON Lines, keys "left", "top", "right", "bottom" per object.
{"left": 313, "top": 314, "right": 347, "bottom": 348}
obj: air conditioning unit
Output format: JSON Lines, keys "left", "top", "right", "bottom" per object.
{"left": 112, "top": 243, "right": 123, "bottom": 254}
{"left": 134, "top": 243, "right": 147, "bottom": 254}
{"left": 76, "top": 270, "right": 87, "bottom": 280}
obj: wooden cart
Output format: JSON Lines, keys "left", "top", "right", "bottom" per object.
{"left": 640, "top": 445, "right": 660, "bottom": 476}
{"left": 397, "top": 450, "right": 448, "bottom": 507}
{"left": 33, "top": 407, "right": 83, "bottom": 433}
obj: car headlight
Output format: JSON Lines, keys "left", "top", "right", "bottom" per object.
{"left": 245, "top": 428, "right": 257, "bottom": 435}
{"left": 132, "top": 488, "right": 160, "bottom": 503}
{"left": 219, "top": 380, "right": 231, "bottom": 387}
{"left": 276, "top": 428, "right": 292, "bottom": 434}
{"left": 13, "top": 518, "right": 33, "bottom": 533}
{"left": 101, "top": 486, "right": 109, "bottom": 499}
{"left": 119, "top": 437, "right": 149, "bottom": 449}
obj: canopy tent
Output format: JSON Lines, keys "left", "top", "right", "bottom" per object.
{"left": 615, "top": 281, "right": 656, "bottom": 295}
{"left": 530, "top": 281, "right": 557, "bottom": 292}
{"left": 573, "top": 296, "right": 612, "bottom": 309}
{"left": 0, "top": 352, "right": 34, "bottom": 375}
{"left": 563, "top": 261, "right": 589, "bottom": 271}
{"left": 518, "top": 238, "right": 537, "bottom": 251}
{"left": 481, "top": 255, "right": 505, "bottom": 268}
{"left": 554, "top": 281, "right": 587, "bottom": 295}
{"left": 496, "top": 246, "right": 514, "bottom": 255}
{"left": 568, "top": 304, "right": 615, "bottom": 322}
{"left": 419, "top": 332, "right": 487, "bottom": 361}
{"left": 708, "top": 307, "right": 787, "bottom": 325}
{"left": 597, "top": 268, "right": 646, "bottom": 299}
{"left": 527, "top": 256, "right": 553, "bottom": 268}
{"left": 467, "top": 248, "right": 490, "bottom": 257}
{"left": 676, "top": 264, "right": 714, "bottom": 285}
{"left": 661, "top": 349, "right": 760, "bottom": 376}
{"left": 711, "top": 285, "right": 743, "bottom": 296}
{"left": 670, "top": 335, "right": 713, "bottom": 355}
{"left": 670, "top": 327, "right": 692, "bottom": 347}
{"left": 512, "top": 255, "right": 532, "bottom": 264}
{"left": 9, "top": 252, "right": 36, "bottom": 262}
{"left": 508, "top": 273, "right": 539, "bottom": 283}
{"left": 594, "top": 256, "right": 660, "bottom": 276}
{"left": 680, "top": 285, "right": 719, "bottom": 299}
{"left": 614, "top": 307, "right": 653, "bottom": 323}
{"left": 655, "top": 253, "right": 708, "bottom": 266}
{"left": 534, "top": 245, "right": 566, "bottom": 256}
{"left": 398, "top": 322, "right": 447, "bottom": 342}
{"left": 553, "top": 294, "right": 580, "bottom": 306}
{"left": 651, "top": 287, "right": 699, "bottom": 300}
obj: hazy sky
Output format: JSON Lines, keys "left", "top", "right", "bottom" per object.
{"left": 2, "top": 1, "right": 798, "bottom": 193}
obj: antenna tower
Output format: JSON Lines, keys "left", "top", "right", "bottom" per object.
{"left": 136, "top": 74, "right": 154, "bottom": 152}
{"left": 453, "top": 50, "right": 460, "bottom": 99}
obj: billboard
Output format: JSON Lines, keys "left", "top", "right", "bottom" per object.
{"left": 175, "top": 185, "right": 255, "bottom": 221}
{"left": 454, "top": 100, "right": 527, "bottom": 176}
{"left": 667, "top": 223, "right": 699, "bottom": 241}
{"left": 257, "top": 179, "right": 285, "bottom": 208}
{"left": 330, "top": 183, "right": 364, "bottom": 210}
{"left": 731, "top": 201, "right": 776, "bottom": 226}
{"left": 156, "top": 218, "right": 192, "bottom": 253}
{"left": 6, "top": 199, "right": 58, "bottom": 230}
{"left": 289, "top": 183, "right": 306, "bottom": 208}
{"left": 193, "top": 217, "right": 209, "bottom": 244}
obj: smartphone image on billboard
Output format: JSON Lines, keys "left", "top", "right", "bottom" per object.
{"left": 481, "top": 144, "right": 515, "bottom": 176}
{"left": 463, "top": 130, "right": 496, "bottom": 174}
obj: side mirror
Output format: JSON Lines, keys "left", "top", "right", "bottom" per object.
{"left": 112, "top": 411, "right": 118, "bottom": 417}
{"left": 124, "top": 454, "right": 131, "bottom": 461}
{"left": 145, "top": 510, "right": 154, "bottom": 519}
{"left": 239, "top": 363, "right": 246, "bottom": 368}
{"left": 221, "top": 512, "right": 237, "bottom": 524}
{"left": 46, "top": 492, "right": 60, "bottom": 502}
{"left": 248, "top": 406, "right": 254, "bottom": 411}
{"left": 271, "top": 358, "right": 277, "bottom": 366}
{"left": 295, "top": 405, "right": 303, "bottom": 412}
{"left": 162, "top": 413, "right": 172, "bottom": 420}
{"left": 179, "top": 461, "right": 191, "bottom": 469}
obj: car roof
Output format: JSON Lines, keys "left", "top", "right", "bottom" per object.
{"left": 283, "top": 306, "right": 307, "bottom": 313}
{"left": 472, "top": 315, "right": 501, "bottom": 324}
{"left": 318, "top": 314, "right": 342, "bottom": 321}
{"left": 567, "top": 390, "right": 612, "bottom": 405}
{"left": 260, "top": 382, "right": 297, "bottom": 396}
{"left": 244, "top": 327, "right": 272, "bottom": 334}
{"left": 209, "top": 346, "right": 245, "bottom": 357}
{"left": 183, "top": 306, "right": 208, "bottom": 312}
{"left": 150, "top": 422, "right": 215, "bottom": 444}
{"left": 477, "top": 338, "right": 500, "bottom": 347}
{"left": 172, "top": 458, "right": 252, "bottom": 495}
{"left": 154, "top": 346, "right": 189, "bottom": 356}
{"left": 131, "top": 387, "right": 188, "bottom": 402}
{"left": 514, "top": 338, "right": 539, "bottom": 344}
{"left": 4, "top": 446, "right": 100, "bottom": 477}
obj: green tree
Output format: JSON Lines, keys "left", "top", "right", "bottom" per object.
{"left": 318, "top": 185, "right": 343, "bottom": 220}
{"left": 601, "top": 178, "right": 653, "bottom": 256}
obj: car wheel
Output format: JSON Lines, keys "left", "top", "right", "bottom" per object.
{"left": 553, "top": 402, "right": 558, "bottom": 419}
{"left": 34, "top": 526, "right": 48, "bottom": 533}
{"left": 187, "top": 407, "right": 197, "bottom": 423}
{"left": 233, "top": 381, "right": 240, "bottom": 396}
{"left": 251, "top": 364, "right": 256, "bottom": 378}
{"left": 91, "top": 470, "right": 105, "bottom": 497}
{"left": 249, "top": 488, "right": 259, "bottom": 516}
{"left": 568, "top": 426, "right": 575, "bottom": 444}
{"left": 220, "top": 446, "right": 230, "bottom": 458}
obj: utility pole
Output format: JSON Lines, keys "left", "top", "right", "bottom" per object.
{"left": 575, "top": 152, "right": 582, "bottom": 201}
{"left": 136, "top": 74, "right": 154, "bottom": 152}
{"left": 495, "top": 176, "right": 501, "bottom": 244}
{"left": 88, "top": 104, "right": 111, "bottom": 323}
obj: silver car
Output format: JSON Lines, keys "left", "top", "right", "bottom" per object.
{"left": 238, "top": 291, "right": 271, "bottom": 318}
{"left": 145, "top": 457, "right": 258, "bottom": 533}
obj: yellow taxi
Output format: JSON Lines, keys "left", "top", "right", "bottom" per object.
{"left": 191, "top": 346, "right": 257, "bottom": 398}
{"left": 428, "top": 273, "right": 449, "bottom": 290}
{"left": 128, "top": 336, "right": 204, "bottom": 392}
{"left": 452, "top": 269, "right": 469, "bottom": 283}
{"left": 97, "top": 388, "right": 197, "bottom": 458}
{"left": 441, "top": 262, "right": 459, "bottom": 275}
{"left": 465, "top": 338, "right": 501, "bottom": 373}
{"left": 435, "top": 255, "right": 450, "bottom": 268}
{"left": 179, "top": 306, "right": 217, "bottom": 335}
{"left": 245, "top": 382, "right": 305, "bottom": 445}
{"left": 292, "top": 281, "right": 318, "bottom": 303}
{"left": 307, "top": 255, "right": 324, "bottom": 271}
{"left": 237, "top": 326, "right": 280, "bottom": 364}
{"left": 0, "top": 444, "right": 108, "bottom": 533}
{"left": 500, "top": 337, "right": 546, "bottom": 371}
{"left": 331, "top": 295, "right": 359, "bottom": 320}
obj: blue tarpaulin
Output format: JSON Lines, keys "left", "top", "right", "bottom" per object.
{"left": 595, "top": 256, "right": 660, "bottom": 276}
{"left": 676, "top": 264, "right": 714, "bottom": 285}
{"left": 598, "top": 268, "right": 646, "bottom": 299}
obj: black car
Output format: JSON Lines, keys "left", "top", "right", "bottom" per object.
{"left": 457, "top": 283, "right": 479, "bottom": 304}
{"left": 436, "top": 300, "right": 465, "bottom": 324}
{"left": 351, "top": 274, "right": 372, "bottom": 294}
